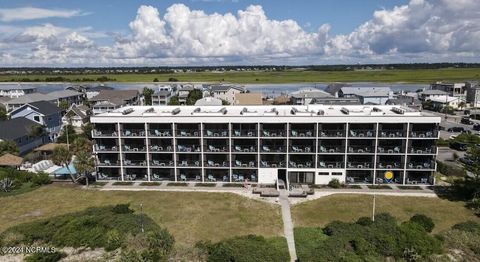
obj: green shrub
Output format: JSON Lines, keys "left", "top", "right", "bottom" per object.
{"left": 25, "top": 251, "right": 66, "bottom": 262}
{"left": 437, "top": 161, "right": 466, "bottom": 177}
{"left": 112, "top": 204, "right": 134, "bottom": 214}
{"left": 105, "top": 229, "right": 122, "bottom": 251}
{"left": 31, "top": 172, "right": 51, "bottom": 186}
{"left": 367, "top": 185, "right": 391, "bottom": 189}
{"left": 167, "top": 182, "right": 187, "bottom": 186}
{"left": 139, "top": 182, "right": 161, "bottom": 186}
{"left": 328, "top": 178, "right": 342, "bottom": 188}
{"left": 452, "top": 221, "right": 480, "bottom": 233}
{"left": 195, "top": 183, "right": 216, "bottom": 187}
{"left": 112, "top": 181, "right": 133, "bottom": 186}
{"left": 223, "top": 183, "right": 244, "bottom": 187}
{"left": 409, "top": 214, "right": 435, "bottom": 233}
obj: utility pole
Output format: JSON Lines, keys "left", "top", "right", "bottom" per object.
{"left": 372, "top": 193, "right": 376, "bottom": 222}
{"left": 140, "top": 203, "right": 144, "bottom": 233}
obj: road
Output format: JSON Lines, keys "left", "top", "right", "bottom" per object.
{"left": 422, "top": 110, "right": 480, "bottom": 139}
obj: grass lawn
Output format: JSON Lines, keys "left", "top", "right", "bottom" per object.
{"left": 292, "top": 194, "right": 480, "bottom": 233}
{"left": 3, "top": 68, "right": 480, "bottom": 83}
{"left": 0, "top": 184, "right": 283, "bottom": 246}
{"left": 0, "top": 182, "right": 39, "bottom": 197}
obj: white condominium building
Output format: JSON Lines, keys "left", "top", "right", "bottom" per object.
{"left": 91, "top": 105, "right": 440, "bottom": 187}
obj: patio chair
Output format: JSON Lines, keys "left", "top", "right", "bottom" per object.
{"left": 376, "top": 178, "right": 383, "bottom": 184}
{"left": 248, "top": 131, "right": 254, "bottom": 137}
{"left": 346, "top": 177, "right": 355, "bottom": 183}
{"left": 153, "top": 174, "right": 160, "bottom": 180}
{"left": 169, "top": 161, "right": 174, "bottom": 166}
{"left": 180, "top": 131, "right": 187, "bottom": 136}
{"left": 318, "top": 161, "right": 326, "bottom": 168}
{"left": 195, "top": 175, "right": 201, "bottom": 181}
{"left": 263, "top": 130, "right": 270, "bottom": 137}
{"left": 208, "top": 175, "right": 216, "bottom": 182}
{"left": 180, "top": 174, "right": 187, "bottom": 181}
{"left": 292, "top": 146, "right": 302, "bottom": 153}
{"left": 206, "top": 130, "right": 213, "bottom": 136}
{"left": 249, "top": 161, "right": 255, "bottom": 167}
{"left": 181, "top": 160, "right": 187, "bottom": 166}
{"left": 235, "top": 160, "right": 242, "bottom": 167}
{"left": 291, "top": 130, "right": 298, "bottom": 137}
{"left": 234, "top": 130, "right": 241, "bottom": 136}
{"left": 318, "top": 146, "right": 326, "bottom": 152}
{"left": 305, "top": 162, "right": 312, "bottom": 168}
{"left": 367, "top": 131, "right": 373, "bottom": 137}
{"left": 394, "top": 147, "right": 400, "bottom": 153}
{"left": 251, "top": 175, "right": 256, "bottom": 181}
{"left": 207, "top": 160, "right": 215, "bottom": 167}
{"left": 124, "top": 130, "right": 131, "bottom": 136}
{"left": 104, "top": 159, "right": 111, "bottom": 165}
{"left": 262, "top": 146, "right": 270, "bottom": 152}
{"left": 221, "top": 131, "right": 228, "bottom": 136}
{"left": 154, "top": 129, "right": 161, "bottom": 136}
{"left": 421, "top": 178, "right": 428, "bottom": 184}
{"left": 153, "top": 160, "right": 160, "bottom": 165}
{"left": 238, "top": 175, "right": 244, "bottom": 182}
{"left": 261, "top": 161, "right": 269, "bottom": 167}
{"left": 235, "top": 145, "right": 242, "bottom": 152}
{"left": 194, "top": 161, "right": 200, "bottom": 166}
{"left": 289, "top": 161, "right": 297, "bottom": 168}
{"left": 350, "top": 130, "right": 357, "bottom": 137}
{"left": 232, "top": 174, "right": 238, "bottom": 181}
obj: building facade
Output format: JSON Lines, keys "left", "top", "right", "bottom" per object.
{"left": 0, "top": 85, "right": 37, "bottom": 98}
{"left": 431, "top": 82, "right": 466, "bottom": 101}
{"left": 466, "top": 81, "right": 480, "bottom": 108}
{"left": 91, "top": 105, "right": 440, "bottom": 186}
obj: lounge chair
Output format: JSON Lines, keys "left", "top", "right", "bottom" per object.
{"left": 291, "top": 130, "right": 298, "bottom": 137}
{"left": 180, "top": 174, "right": 187, "bottom": 181}
{"left": 235, "top": 145, "right": 242, "bottom": 152}
{"left": 292, "top": 146, "right": 302, "bottom": 153}
{"left": 234, "top": 130, "right": 241, "bottom": 136}
{"left": 207, "top": 175, "right": 216, "bottom": 182}
{"left": 207, "top": 160, "right": 215, "bottom": 167}
{"left": 124, "top": 130, "right": 131, "bottom": 136}
{"left": 206, "top": 130, "right": 213, "bottom": 136}
{"left": 262, "top": 146, "right": 270, "bottom": 152}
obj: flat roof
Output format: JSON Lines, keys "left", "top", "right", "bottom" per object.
{"left": 92, "top": 105, "right": 440, "bottom": 121}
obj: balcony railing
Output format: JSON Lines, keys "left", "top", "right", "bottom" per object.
{"left": 233, "top": 160, "right": 256, "bottom": 167}
{"left": 377, "top": 146, "right": 402, "bottom": 154}
{"left": 379, "top": 130, "right": 405, "bottom": 138}
{"left": 151, "top": 160, "right": 174, "bottom": 167}
{"left": 290, "top": 146, "right": 313, "bottom": 153}
{"left": 262, "top": 129, "right": 286, "bottom": 137}
{"left": 409, "top": 147, "right": 436, "bottom": 154}
{"left": 177, "top": 130, "right": 200, "bottom": 137}
{"left": 178, "top": 160, "right": 200, "bottom": 167}
{"left": 177, "top": 145, "right": 201, "bottom": 152}
{"left": 349, "top": 130, "right": 375, "bottom": 137}
{"left": 123, "top": 160, "right": 147, "bottom": 166}
{"left": 123, "top": 145, "right": 146, "bottom": 152}
{"left": 233, "top": 174, "right": 255, "bottom": 182}
{"left": 347, "top": 162, "right": 372, "bottom": 169}
{"left": 289, "top": 161, "right": 314, "bottom": 168}
{"left": 205, "top": 160, "right": 229, "bottom": 167}
{"left": 205, "top": 129, "right": 229, "bottom": 137}
{"left": 407, "top": 161, "right": 435, "bottom": 170}
{"left": 93, "top": 130, "right": 117, "bottom": 137}
{"left": 261, "top": 146, "right": 285, "bottom": 152}
{"left": 95, "top": 145, "right": 118, "bottom": 151}
{"left": 206, "top": 145, "right": 228, "bottom": 152}
{"left": 410, "top": 131, "right": 437, "bottom": 138}
{"left": 233, "top": 130, "right": 256, "bottom": 137}
{"left": 149, "top": 145, "right": 173, "bottom": 152}
{"left": 319, "top": 130, "right": 345, "bottom": 137}
{"left": 122, "top": 129, "right": 145, "bottom": 137}
{"left": 377, "top": 162, "right": 403, "bottom": 169}
{"left": 149, "top": 129, "right": 172, "bottom": 137}
{"left": 260, "top": 161, "right": 286, "bottom": 168}
{"left": 233, "top": 145, "right": 256, "bottom": 152}
{"left": 348, "top": 146, "right": 373, "bottom": 153}
{"left": 98, "top": 160, "right": 120, "bottom": 166}
{"left": 319, "top": 146, "right": 343, "bottom": 153}
{"left": 290, "top": 130, "right": 314, "bottom": 137}
{"left": 406, "top": 177, "right": 430, "bottom": 184}
{"left": 318, "top": 161, "right": 344, "bottom": 168}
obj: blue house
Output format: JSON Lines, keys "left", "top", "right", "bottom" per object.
{"left": 9, "top": 101, "right": 63, "bottom": 141}
{"left": 0, "top": 118, "right": 48, "bottom": 155}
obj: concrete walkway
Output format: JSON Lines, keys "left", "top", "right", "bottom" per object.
{"left": 279, "top": 190, "right": 297, "bottom": 262}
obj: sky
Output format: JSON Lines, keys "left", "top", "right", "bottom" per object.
{"left": 0, "top": 0, "right": 478, "bottom": 66}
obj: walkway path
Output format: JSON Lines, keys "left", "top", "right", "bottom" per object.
{"left": 279, "top": 190, "right": 297, "bottom": 262}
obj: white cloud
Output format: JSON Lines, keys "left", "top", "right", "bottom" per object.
{"left": 0, "top": 7, "right": 88, "bottom": 22}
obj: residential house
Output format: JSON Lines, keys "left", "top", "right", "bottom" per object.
{"left": 419, "top": 89, "right": 448, "bottom": 101}
{"left": 177, "top": 86, "right": 195, "bottom": 105}
{"left": 4, "top": 93, "right": 56, "bottom": 112}
{"left": 324, "top": 83, "right": 350, "bottom": 97}
{"left": 386, "top": 96, "right": 422, "bottom": 110}
{"left": 311, "top": 97, "right": 361, "bottom": 105}
{"left": 466, "top": 81, "right": 480, "bottom": 108}
{"left": 234, "top": 93, "right": 263, "bottom": 105}
{"left": 9, "top": 101, "right": 63, "bottom": 140}
{"left": 48, "top": 90, "right": 85, "bottom": 106}
{"left": 338, "top": 86, "right": 392, "bottom": 105}
{"left": 152, "top": 86, "right": 173, "bottom": 105}
{"left": 89, "top": 90, "right": 140, "bottom": 115}
{"left": 210, "top": 85, "right": 245, "bottom": 105}
{"left": 431, "top": 82, "right": 466, "bottom": 101}
{"left": 0, "top": 117, "right": 48, "bottom": 155}
{"left": 0, "top": 84, "right": 37, "bottom": 98}
{"left": 194, "top": 97, "right": 223, "bottom": 106}
{"left": 63, "top": 104, "right": 89, "bottom": 127}
{"left": 290, "top": 88, "right": 332, "bottom": 105}
{"left": 429, "top": 96, "right": 461, "bottom": 110}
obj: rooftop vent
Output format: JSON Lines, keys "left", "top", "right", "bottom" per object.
{"left": 122, "top": 108, "right": 134, "bottom": 115}
{"left": 171, "top": 108, "right": 181, "bottom": 115}
{"left": 264, "top": 108, "right": 278, "bottom": 116}
{"left": 144, "top": 107, "right": 155, "bottom": 113}
{"left": 317, "top": 110, "right": 325, "bottom": 115}
{"left": 219, "top": 107, "right": 227, "bottom": 115}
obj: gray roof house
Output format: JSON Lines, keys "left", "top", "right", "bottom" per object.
{"left": 0, "top": 117, "right": 48, "bottom": 155}
{"left": 89, "top": 90, "right": 140, "bottom": 114}
{"left": 339, "top": 87, "right": 393, "bottom": 105}
{"left": 290, "top": 88, "right": 333, "bottom": 105}
{"left": 63, "top": 104, "right": 89, "bottom": 127}
{"left": 4, "top": 93, "right": 56, "bottom": 112}
{"left": 48, "top": 90, "right": 85, "bottom": 105}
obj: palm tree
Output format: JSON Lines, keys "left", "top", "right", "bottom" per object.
{"left": 51, "top": 145, "right": 75, "bottom": 182}
{"left": 74, "top": 147, "right": 95, "bottom": 186}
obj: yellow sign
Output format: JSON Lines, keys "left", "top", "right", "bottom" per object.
{"left": 384, "top": 171, "right": 393, "bottom": 180}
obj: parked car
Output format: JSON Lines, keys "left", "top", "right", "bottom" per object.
{"left": 473, "top": 123, "right": 480, "bottom": 131}
{"left": 459, "top": 157, "right": 474, "bottom": 165}
{"left": 449, "top": 141, "right": 468, "bottom": 151}
{"left": 461, "top": 117, "right": 473, "bottom": 125}
{"left": 448, "top": 126, "right": 465, "bottom": 133}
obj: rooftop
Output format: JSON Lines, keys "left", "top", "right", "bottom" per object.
{"left": 234, "top": 92, "right": 263, "bottom": 105}
{"left": 48, "top": 90, "right": 83, "bottom": 99}
{"left": 0, "top": 153, "right": 23, "bottom": 166}
{"left": 0, "top": 117, "right": 41, "bottom": 140}
{"left": 6, "top": 93, "right": 54, "bottom": 105}
{"left": 210, "top": 85, "right": 245, "bottom": 92}
{"left": 195, "top": 97, "right": 223, "bottom": 106}
{"left": 421, "top": 89, "right": 448, "bottom": 95}
{"left": 340, "top": 86, "right": 391, "bottom": 97}
{"left": 92, "top": 105, "right": 436, "bottom": 119}
{"left": 0, "top": 84, "right": 36, "bottom": 91}
{"left": 290, "top": 88, "right": 332, "bottom": 99}
{"left": 90, "top": 89, "right": 139, "bottom": 106}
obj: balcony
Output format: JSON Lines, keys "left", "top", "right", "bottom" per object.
{"left": 206, "top": 145, "right": 228, "bottom": 152}
{"left": 260, "top": 160, "right": 286, "bottom": 168}
{"left": 92, "top": 130, "right": 117, "bottom": 137}
{"left": 262, "top": 129, "right": 286, "bottom": 137}
{"left": 349, "top": 129, "right": 375, "bottom": 138}
{"left": 348, "top": 146, "right": 373, "bottom": 154}
{"left": 232, "top": 173, "right": 256, "bottom": 182}
{"left": 149, "top": 129, "right": 172, "bottom": 137}
{"left": 123, "top": 145, "right": 146, "bottom": 152}
{"left": 377, "top": 162, "right": 403, "bottom": 169}
{"left": 97, "top": 159, "right": 120, "bottom": 166}
{"left": 122, "top": 129, "right": 146, "bottom": 137}
{"left": 289, "top": 161, "right": 314, "bottom": 168}
{"left": 261, "top": 145, "right": 285, "bottom": 153}
{"left": 177, "top": 130, "right": 200, "bottom": 137}
{"left": 407, "top": 161, "right": 435, "bottom": 170}
{"left": 233, "top": 129, "right": 256, "bottom": 137}
{"left": 290, "top": 130, "right": 314, "bottom": 137}
{"left": 95, "top": 145, "right": 118, "bottom": 152}
{"left": 177, "top": 145, "right": 201, "bottom": 152}
{"left": 319, "top": 130, "right": 345, "bottom": 137}
{"left": 149, "top": 145, "right": 173, "bottom": 152}
{"left": 410, "top": 131, "right": 437, "bottom": 138}
{"left": 318, "top": 161, "right": 343, "bottom": 168}
{"left": 347, "top": 162, "right": 372, "bottom": 169}
{"left": 290, "top": 146, "right": 313, "bottom": 153}
{"left": 233, "top": 145, "right": 256, "bottom": 152}
{"left": 205, "top": 129, "right": 229, "bottom": 137}
{"left": 150, "top": 160, "right": 174, "bottom": 167}
{"left": 379, "top": 130, "right": 405, "bottom": 138}
{"left": 233, "top": 160, "right": 256, "bottom": 168}
{"left": 205, "top": 160, "right": 229, "bottom": 167}
{"left": 377, "top": 146, "right": 402, "bottom": 154}
{"left": 178, "top": 160, "right": 200, "bottom": 167}
{"left": 123, "top": 160, "right": 147, "bottom": 166}
{"left": 409, "top": 147, "right": 436, "bottom": 154}
{"left": 318, "top": 146, "right": 343, "bottom": 153}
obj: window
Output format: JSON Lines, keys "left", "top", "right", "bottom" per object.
{"left": 33, "top": 116, "right": 40, "bottom": 122}
{"left": 332, "top": 172, "right": 343, "bottom": 176}
{"left": 318, "top": 172, "right": 329, "bottom": 176}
